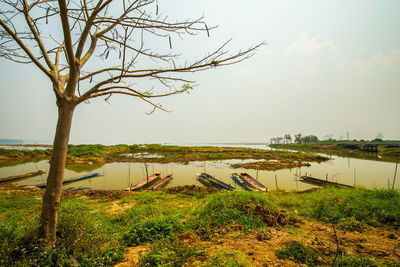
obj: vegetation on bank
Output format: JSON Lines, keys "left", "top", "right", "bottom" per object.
{"left": 1, "top": 185, "right": 399, "bottom": 266}
{"left": 0, "top": 144, "right": 329, "bottom": 171}
{"left": 270, "top": 142, "right": 400, "bottom": 163}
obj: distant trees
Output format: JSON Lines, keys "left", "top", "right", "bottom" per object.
{"left": 270, "top": 133, "right": 319, "bottom": 144}
{"left": 294, "top": 133, "right": 303, "bottom": 144}
{"left": 284, "top": 134, "right": 292, "bottom": 144}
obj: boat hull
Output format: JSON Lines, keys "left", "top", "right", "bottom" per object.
{"left": 240, "top": 172, "right": 267, "bottom": 191}
{"left": 231, "top": 173, "right": 253, "bottom": 191}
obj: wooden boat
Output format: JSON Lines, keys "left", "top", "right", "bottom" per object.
{"left": 198, "top": 173, "right": 234, "bottom": 191}
{"left": 295, "top": 174, "right": 354, "bottom": 188}
{"left": 240, "top": 172, "right": 267, "bottom": 191}
{"left": 126, "top": 173, "right": 161, "bottom": 191}
{"left": 0, "top": 169, "right": 46, "bottom": 184}
{"left": 231, "top": 173, "right": 254, "bottom": 191}
{"left": 197, "top": 173, "right": 214, "bottom": 187}
{"left": 148, "top": 174, "right": 173, "bottom": 190}
{"left": 37, "top": 172, "right": 101, "bottom": 188}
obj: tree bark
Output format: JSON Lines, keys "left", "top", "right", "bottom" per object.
{"left": 39, "top": 102, "right": 75, "bottom": 245}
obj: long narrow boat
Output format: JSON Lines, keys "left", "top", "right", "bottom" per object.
{"left": 0, "top": 169, "right": 46, "bottom": 184}
{"left": 231, "top": 173, "right": 254, "bottom": 191}
{"left": 199, "top": 173, "right": 234, "bottom": 191}
{"left": 37, "top": 172, "right": 101, "bottom": 188}
{"left": 197, "top": 173, "right": 214, "bottom": 187}
{"left": 240, "top": 172, "right": 267, "bottom": 191}
{"left": 295, "top": 174, "right": 354, "bottom": 188}
{"left": 126, "top": 173, "right": 161, "bottom": 191}
{"left": 148, "top": 174, "right": 173, "bottom": 190}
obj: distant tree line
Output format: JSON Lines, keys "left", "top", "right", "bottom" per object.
{"left": 269, "top": 132, "right": 389, "bottom": 144}
{"left": 269, "top": 133, "right": 319, "bottom": 144}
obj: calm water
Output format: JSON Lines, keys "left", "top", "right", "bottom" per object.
{"left": 0, "top": 144, "right": 398, "bottom": 191}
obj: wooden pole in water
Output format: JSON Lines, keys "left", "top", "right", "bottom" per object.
{"left": 326, "top": 173, "right": 328, "bottom": 182}
{"left": 144, "top": 163, "right": 149, "bottom": 183}
{"left": 256, "top": 170, "right": 259, "bottom": 180}
{"left": 388, "top": 179, "right": 390, "bottom": 189}
{"left": 275, "top": 175, "right": 278, "bottom": 191}
{"left": 392, "top": 162, "right": 398, "bottom": 190}
{"left": 353, "top": 168, "right": 356, "bottom": 187}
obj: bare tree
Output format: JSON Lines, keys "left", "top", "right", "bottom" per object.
{"left": 284, "top": 134, "right": 291, "bottom": 144}
{"left": 294, "top": 133, "right": 303, "bottom": 144}
{"left": 0, "top": 0, "right": 263, "bottom": 245}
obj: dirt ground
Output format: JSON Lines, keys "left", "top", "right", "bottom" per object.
{"left": 116, "top": 219, "right": 400, "bottom": 266}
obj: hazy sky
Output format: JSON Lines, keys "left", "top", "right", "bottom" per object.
{"left": 1, "top": 0, "right": 399, "bottom": 144}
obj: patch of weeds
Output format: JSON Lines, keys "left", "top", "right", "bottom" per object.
{"left": 337, "top": 217, "right": 366, "bottom": 232}
{"left": 123, "top": 215, "right": 183, "bottom": 246}
{"left": 334, "top": 254, "right": 379, "bottom": 267}
{"left": 276, "top": 241, "right": 320, "bottom": 266}
{"left": 112, "top": 204, "right": 161, "bottom": 226}
{"left": 383, "top": 258, "right": 400, "bottom": 267}
{"left": 276, "top": 187, "right": 400, "bottom": 228}
{"left": 139, "top": 240, "right": 205, "bottom": 266}
{"left": 201, "top": 249, "right": 251, "bottom": 266}
{"left": 188, "top": 191, "right": 273, "bottom": 236}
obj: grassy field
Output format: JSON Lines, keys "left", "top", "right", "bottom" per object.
{"left": 1, "top": 185, "right": 399, "bottom": 266}
{"left": 0, "top": 144, "right": 329, "bottom": 171}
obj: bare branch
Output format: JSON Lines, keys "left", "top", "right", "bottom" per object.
{"left": 0, "top": 18, "right": 54, "bottom": 81}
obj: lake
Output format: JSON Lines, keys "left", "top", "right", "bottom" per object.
{"left": 0, "top": 144, "right": 398, "bottom": 191}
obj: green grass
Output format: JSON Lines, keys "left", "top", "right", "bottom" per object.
{"left": 188, "top": 191, "right": 272, "bottom": 236}
{"left": 1, "top": 187, "right": 400, "bottom": 265}
{"left": 276, "top": 241, "right": 320, "bottom": 266}
{"left": 0, "top": 148, "right": 49, "bottom": 158}
{"left": 265, "top": 187, "right": 400, "bottom": 229}
{"left": 334, "top": 254, "right": 379, "bottom": 267}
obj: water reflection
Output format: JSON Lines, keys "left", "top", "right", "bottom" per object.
{"left": 1, "top": 155, "right": 398, "bottom": 191}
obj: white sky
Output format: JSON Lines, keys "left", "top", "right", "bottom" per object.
{"left": 0, "top": 0, "right": 399, "bottom": 144}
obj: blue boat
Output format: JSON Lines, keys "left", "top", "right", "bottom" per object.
{"left": 231, "top": 173, "right": 254, "bottom": 191}
{"left": 198, "top": 173, "right": 234, "bottom": 191}
{"left": 197, "top": 173, "right": 214, "bottom": 187}
{"left": 37, "top": 172, "right": 102, "bottom": 188}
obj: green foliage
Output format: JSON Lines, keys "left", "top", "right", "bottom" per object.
{"left": 201, "top": 250, "right": 251, "bottom": 267}
{"left": 0, "top": 148, "right": 49, "bottom": 158}
{"left": 188, "top": 191, "right": 271, "bottom": 235}
{"left": 275, "top": 241, "right": 320, "bottom": 266}
{"left": 67, "top": 144, "right": 107, "bottom": 157}
{"left": 267, "top": 187, "right": 400, "bottom": 229}
{"left": 123, "top": 215, "right": 183, "bottom": 246}
{"left": 139, "top": 240, "right": 205, "bottom": 266}
{"left": 337, "top": 217, "right": 366, "bottom": 232}
{"left": 334, "top": 254, "right": 379, "bottom": 266}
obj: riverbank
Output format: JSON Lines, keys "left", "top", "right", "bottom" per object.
{"left": 0, "top": 144, "right": 329, "bottom": 171}
{"left": 270, "top": 142, "right": 400, "bottom": 163}
{"left": 1, "top": 184, "right": 399, "bottom": 266}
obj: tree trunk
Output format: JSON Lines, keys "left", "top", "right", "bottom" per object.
{"left": 39, "top": 102, "right": 75, "bottom": 245}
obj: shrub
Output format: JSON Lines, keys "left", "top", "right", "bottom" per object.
{"left": 139, "top": 240, "right": 205, "bottom": 266}
{"left": 123, "top": 216, "right": 183, "bottom": 246}
{"left": 188, "top": 191, "right": 273, "bottom": 235}
{"left": 276, "top": 241, "right": 320, "bottom": 266}
{"left": 334, "top": 254, "right": 379, "bottom": 267}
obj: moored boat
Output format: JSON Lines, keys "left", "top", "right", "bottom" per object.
{"left": 240, "top": 172, "right": 267, "bottom": 191}
{"left": 37, "top": 172, "right": 101, "bottom": 188}
{"left": 295, "top": 174, "right": 354, "bottom": 188}
{"left": 197, "top": 173, "right": 214, "bottom": 187}
{"left": 231, "top": 173, "right": 254, "bottom": 191}
{"left": 148, "top": 174, "right": 173, "bottom": 190}
{"left": 0, "top": 169, "right": 46, "bottom": 184}
{"left": 198, "top": 172, "right": 234, "bottom": 191}
{"left": 126, "top": 173, "right": 161, "bottom": 191}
